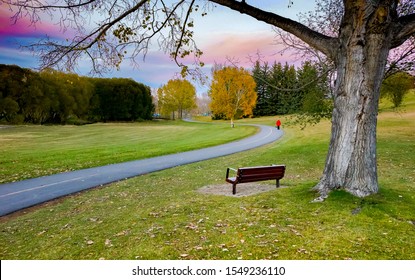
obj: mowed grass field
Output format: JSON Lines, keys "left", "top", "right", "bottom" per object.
{"left": 0, "top": 121, "right": 257, "bottom": 184}
{"left": 0, "top": 92, "right": 414, "bottom": 260}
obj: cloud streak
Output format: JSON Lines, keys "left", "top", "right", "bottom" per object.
{"left": 199, "top": 31, "right": 290, "bottom": 66}
{"left": 0, "top": 7, "right": 66, "bottom": 40}
{"left": 0, "top": 6, "right": 73, "bottom": 68}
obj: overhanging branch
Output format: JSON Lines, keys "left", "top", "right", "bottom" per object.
{"left": 392, "top": 13, "right": 415, "bottom": 48}
{"left": 3, "top": 0, "right": 97, "bottom": 9}
{"left": 209, "top": 0, "right": 340, "bottom": 60}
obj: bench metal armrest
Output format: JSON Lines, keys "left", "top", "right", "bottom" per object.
{"left": 226, "top": 167, "right": 237, "bottom": 179}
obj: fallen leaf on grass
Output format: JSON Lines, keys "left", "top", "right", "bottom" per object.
{"left": 149, "top": 212, "right": 160, "bottom": 218}
{"left": 185, "top": 223, "right": 198, "bottom": 230}
{"left": 60, "top": 224, "right": 70, "bottom": 230}
{"left": 291, "top": 229, "right": 303, "bottom": 237}
{"left": 115, "top": 230, "right": 130, "bottom": 236}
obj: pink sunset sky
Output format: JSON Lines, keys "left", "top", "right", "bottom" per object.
{"left": 0, "top": 1, "right": 315, "bottom": 93}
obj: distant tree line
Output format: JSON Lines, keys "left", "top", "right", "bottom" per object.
{"left": 90, "top": 77, "right": 154, "bottom": 122}
{"left": 0, "top": 64, "right": 154, "bottom": 124}
{"left": 252, "top": 60, "right": 332, "bottom": 118}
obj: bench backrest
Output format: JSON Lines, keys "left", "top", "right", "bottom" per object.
{"left": 237, "top": 165, "right": 285, "bottom": 183}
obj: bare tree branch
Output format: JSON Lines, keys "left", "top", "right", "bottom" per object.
{"left": 392, "top": 13, "right": 415, "bottom": 48}
{"left": 2, "top": 0, "right": 206, "bottom": 75}
{"left": 209, "top": 0, "right": 340, "bottom": 60}
{"left": 386, "top": 36, "right": 415, "bottom": 77}
{"left": 7, "top": 0, "right": 97, "bottom": 9}
{"left": 272, "top": 0, "right": 414, "bottom": 81}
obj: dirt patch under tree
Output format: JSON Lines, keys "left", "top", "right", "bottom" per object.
{"left": 197, "top": 183, "right": 287, "bottom": 197}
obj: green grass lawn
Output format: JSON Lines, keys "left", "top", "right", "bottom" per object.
{"left": 0, "top": 93, "right": 414, "bottom": 260}
{"left": 0, "top": 120, "right": 257, "bottom": 184}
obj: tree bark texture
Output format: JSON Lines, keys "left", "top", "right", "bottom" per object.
{"left": 314, "top": 1, "right": 397, "bottom": 197}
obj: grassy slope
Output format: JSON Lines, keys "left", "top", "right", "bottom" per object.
{"left": 0, "top": 121, "right": 257, "bottom": 183}
{"left": 0, "top": 93, "right": 414, "bottom": 260}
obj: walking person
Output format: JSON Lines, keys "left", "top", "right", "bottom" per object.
{"left": 276, "top": 119, "right": 281, "bottom": 130}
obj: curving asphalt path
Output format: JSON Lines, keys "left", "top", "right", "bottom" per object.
{"left": 0, "top": 124, "right": 283, "bottom": 216}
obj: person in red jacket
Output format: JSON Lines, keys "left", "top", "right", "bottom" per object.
{"left": 276, "top": 119, "right": 281, "bottom": 130}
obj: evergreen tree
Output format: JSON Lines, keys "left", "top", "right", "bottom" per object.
{"left": 252, "top": 61, "right": 271, "bottom": 116}
{"left": 252, "top": 60, "right": 331, "bottom": 118}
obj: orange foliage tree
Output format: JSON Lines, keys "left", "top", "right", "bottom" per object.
{"left": 209, "top": 67, "right": 257, "bottom": 127}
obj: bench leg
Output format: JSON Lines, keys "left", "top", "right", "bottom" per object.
{"left": 276, "top": 179, "right": 280, "bottom": 188}
{"left": 233, "top": 183, "right": 237, "bottom": 195}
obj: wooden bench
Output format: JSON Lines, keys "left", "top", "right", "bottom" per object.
{"left": 225, "top": 165, "right": 286, "bottom": 195}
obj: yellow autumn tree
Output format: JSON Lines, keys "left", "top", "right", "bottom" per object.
{"left": 158, "top": 79, "right": 197, "bottom": 119}
{"left": 209, "top": 66, "right": 257, "bottom": 127}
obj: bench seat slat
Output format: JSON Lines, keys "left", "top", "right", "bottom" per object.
{"left": 239, "top": 175, "right": 283, "bottom": 182}
{"left": 240, "top": 171, "right": 285, "bottom": 176}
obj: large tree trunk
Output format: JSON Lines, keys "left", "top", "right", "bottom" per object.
{"left": 313, "top": 2, "right": 394, "bottom": 199}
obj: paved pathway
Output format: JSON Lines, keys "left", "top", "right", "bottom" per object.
{"left": 0, "top": 124, "right": 283, "bottom": 216}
